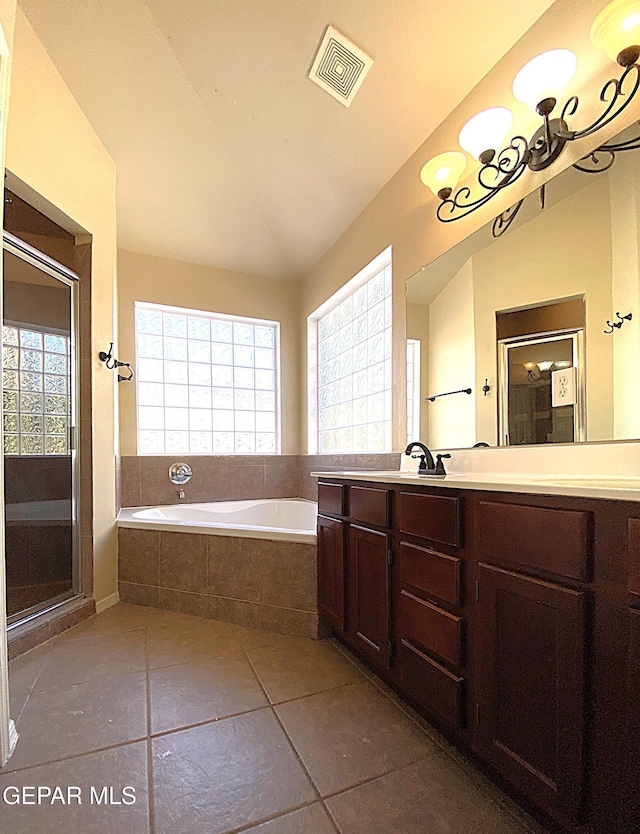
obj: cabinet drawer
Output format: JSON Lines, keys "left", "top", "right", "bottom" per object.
{"left": 400, "top": 639, "right": 464, "bottom": 729}
{"left": 399, "top": 492, "right": 461, "bottom": 547}
{"left": 350, "top": 486, "right": 391, "bottom": 528}
{"left": 318, "top": 482, "right": 346, "bottom": 517}
{"left": 399, "top": 589, "right": 463, "bottom": 667}
{"left": 398, "top": 541, "right": 461, "bottom": 607}
{"left": 478, "top": 501, "right": 591, "bottom": 581}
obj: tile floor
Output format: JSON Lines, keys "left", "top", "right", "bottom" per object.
{"left": 1, "top": 603, "right": 547, "bottom": 833}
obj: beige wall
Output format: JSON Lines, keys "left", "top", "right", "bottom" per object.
{"left": 6, "top": 9, "right": 118, "bottom": 605}
{"left": 428, "top": 259, "right": 476, "bottom": 449}
{"left": 406, "top": 302, "right": 429, "bottom": 446}
{"left": 298, "top": 0, "right": 640, "bottom": 454}
{"left": 117, "top": 249, "right": 301, "bottom": 456}
{"left": 610, "top": 154, "right": 640, "bottom": 439}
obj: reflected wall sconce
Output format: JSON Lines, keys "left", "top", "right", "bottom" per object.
{"left": 98, "top": 342, "right": 135, "bottom": 382}
{"left": 421, "top": 0, "right": 640, "bottom": 236}
{"left": 604, "top": 311, "right": 633, "bottom": 332}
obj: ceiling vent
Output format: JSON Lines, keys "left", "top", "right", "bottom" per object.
{"left": 308, "top": 26, "right": 373, "bottom": 108}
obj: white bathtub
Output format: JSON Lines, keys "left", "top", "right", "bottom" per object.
{"left": 117, "top": 498, "right": 318, "bottom": 543}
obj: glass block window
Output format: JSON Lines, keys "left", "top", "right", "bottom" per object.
{"left": 135, "top": 303, "right": 280, "bottom": 455}
{"left": 406, "top": 339, "right": 421, "bottom": 445}
{"left": 2, "top": 324, "right": 71, "bottom": 456}
{"left": 315, "top": 258, "right": 392, "bottom": 453}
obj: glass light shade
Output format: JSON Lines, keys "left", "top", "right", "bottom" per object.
{"left": 512, "top": 49, "right": 577, "bottom": 111}
{"left": 591, "top": 0, "right": 640, "bottom": 64}
{"left": 420, "top": 152, "right": 466, "bottom": 197}
{"left": 537, "top": 360, "right": 554, "bottom": 372}
{"left": 458, "top": 108, "right": 513, "bottom": 160}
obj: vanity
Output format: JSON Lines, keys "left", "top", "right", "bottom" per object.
{"left": 313, "top": 469, "right": 640, "bottom": 834}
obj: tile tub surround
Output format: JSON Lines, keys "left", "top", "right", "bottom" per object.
{"left": 119, "top": 453, "right": 401, "bottom": 508}
{"left": 118, "top": 527, "right": 319, "bottom": 638}
{"left": 3, "top": 602, "right": 546, "bottom": 834}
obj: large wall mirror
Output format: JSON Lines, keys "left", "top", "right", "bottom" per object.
{"left": 406, "top": 123, "right": 640, "bottom": 450}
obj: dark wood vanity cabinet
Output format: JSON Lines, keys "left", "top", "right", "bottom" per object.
{"left": 316, "top": 514, "right": 346, "bottom": 632}
{"left": 475, "top": 563, "right": 586, "bottom": 821}
{"left": 348, "top": 524, "right": 392, "bottom": 669}
{"left": 316, "top": 476, "right": 640, "bottom": 834}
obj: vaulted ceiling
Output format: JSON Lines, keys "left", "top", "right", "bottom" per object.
{"left": 19, "top": 0, "right": 556, "bottom": 279}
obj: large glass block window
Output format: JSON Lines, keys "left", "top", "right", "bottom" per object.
{"left": 2, "top": 324, "right": 71, "bottom": 456}
{"left": 135, "top": 303, "right": 279, "bottom": 455}
{"left": 315, "top": 258, "right": 392, "bottom": 453}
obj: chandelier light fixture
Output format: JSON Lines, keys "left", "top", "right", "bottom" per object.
{"left": 421, "top": 0, "right": 640, "bottom": 236}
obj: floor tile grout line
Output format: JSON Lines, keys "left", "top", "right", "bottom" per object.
{"left": 240, "top": 637, "right": 324, "bottom": 804}
{"left": 144, "top": 619, "right": 157, "bottom": 834}
{"left": 321, "top": 800, "right": 343, "bottom": 834}
{"left": 145, "top": 645, "right": 243, "bottom": 674}
{"left": 203, "top": 799, "right": 320, "bottom": 834}
{"left": 29, "top": 663, "right": 149, "bottom": 696}
{"left": 0, "top": 736, "right": 150, "bottom": 776}
{"left": 148, "top": 703, "right": 271, "bottom": 740}
{"left": 17, "top": 641, "right": 58, "bottom": 696}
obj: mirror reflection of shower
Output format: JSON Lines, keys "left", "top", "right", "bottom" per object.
{"left": 2, "top": 235, "right": 79, "bottom": 623}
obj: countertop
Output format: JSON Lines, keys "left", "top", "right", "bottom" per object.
{"left": 311, "top": 470, "right": 640, "bottom": 502}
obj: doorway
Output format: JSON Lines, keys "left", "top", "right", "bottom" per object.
{"left": 2, "top": 232, "right": 80, "bottom": 624}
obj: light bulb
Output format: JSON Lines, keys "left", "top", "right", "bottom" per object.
{"left": 591, "top": 0, "right": 640, "bottom": 66}
{"left": 420, "top": 152, "right": 466, "bottom": 199}
{"left": 512, "top": 49, "right": 577, "bottom": 114}
{"left": 458, "top": 108, "right": 513, "bottom": 162}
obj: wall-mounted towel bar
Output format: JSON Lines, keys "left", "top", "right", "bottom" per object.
{"left": 426, "top": 387, "right": 472, "bottom": 402}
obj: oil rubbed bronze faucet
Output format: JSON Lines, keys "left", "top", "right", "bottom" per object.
{"left": 404, "top": 441, "right": 435, "bottom": 472}
{"left": 404, "top": 442, "right": 451, "bottom": 476}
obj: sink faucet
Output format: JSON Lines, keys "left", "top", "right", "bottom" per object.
{"left": 404, "top": 442, "right": 451, "bottom": 476}
{"left": 404, "top": 441, "right": 435, "bottom": 472}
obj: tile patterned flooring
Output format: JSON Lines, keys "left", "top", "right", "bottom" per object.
{"left": 1, "top": 603, "right": 547, "bottom": 833}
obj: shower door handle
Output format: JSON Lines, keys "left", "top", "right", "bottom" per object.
{"left": 68, "top": 425, "right": 77, "bottom": 451}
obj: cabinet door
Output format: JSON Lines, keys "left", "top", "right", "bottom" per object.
{"left": 348, "top": 524, "right": 391, "bottom": 669}
{"left": 317, "top": 515, "right": 346, "bottom": 633}
{"left": 476, "top": 563, "right": 586, "bottom": 821}
{"left": 624, "top": 609, "right": 640, "bottom": 832}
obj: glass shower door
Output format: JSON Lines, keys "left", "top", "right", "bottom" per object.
{"left": 2, "top": 236, "right": 79, "bottom": 624}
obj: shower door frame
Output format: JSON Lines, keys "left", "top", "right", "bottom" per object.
{"left": 2, "top": 232, "right": 82, "bottom": 625}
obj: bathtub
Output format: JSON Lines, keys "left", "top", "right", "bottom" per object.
{"left": 117, "top": 498, "right": 317, "bottom": 543}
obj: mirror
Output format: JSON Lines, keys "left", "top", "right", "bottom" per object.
{"left": 406, "top": 123, "right": 640, "bottom": 449}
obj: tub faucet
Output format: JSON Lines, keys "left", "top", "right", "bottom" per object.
{"left": 404, "top": 441, "right": 435, "bottom": 473}
{"left": 177, "top": 489, "right": 186, "bottom": 499}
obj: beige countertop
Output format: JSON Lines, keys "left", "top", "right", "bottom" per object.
{"left": 311, "top": 470, "right": 640, "bottom": 502}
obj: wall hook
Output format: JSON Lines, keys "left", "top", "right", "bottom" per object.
{"left": 604, "top": 312, "right": 632, "bottom": 334}
{"left": 98, "top": 342, "right": 135, "bottom": 382}
{"left": 482, "top": 378, "right": 491, "bottom": 396}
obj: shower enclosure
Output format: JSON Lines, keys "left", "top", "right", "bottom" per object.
{"left": 2, "top": 232, "right": 80, "bottom": 625}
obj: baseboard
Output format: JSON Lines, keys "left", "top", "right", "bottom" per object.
{"left": 95, "top": 592, "right": 120, "bottom": 614}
